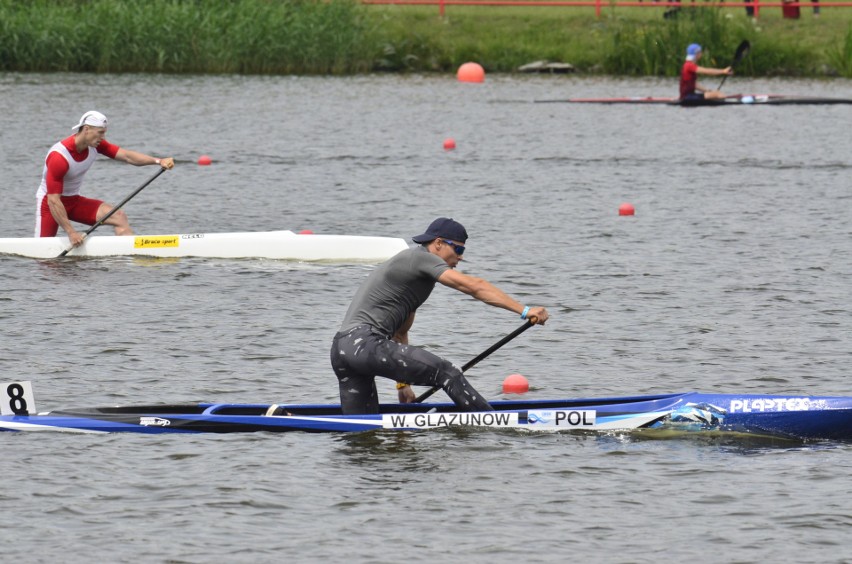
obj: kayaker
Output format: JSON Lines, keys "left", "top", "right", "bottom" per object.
{"left": 330, "top": 217, "right": 549, "bottom": 415}
{"left": 679, "top": 44, "right": 733, "bottom": 102}
{"left": 35, "top": 111, "right": 175, "bottom": 246}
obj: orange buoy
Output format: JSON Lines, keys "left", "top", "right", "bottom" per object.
{"left": 443, "top": 138, "right": 456, "bottom": 150}
{"left": 502, "top": 373, "right": 529, "bottom": 394}
{"left": 619, "top": 202, "right": 635, "bottom": 216}
{"left": 198, "top": 155, "right": 212, "bottom": 166}
{"left": 457, "top": 62, "right": 485, "bottom": 83}
{"left": 298, "top": 229, "right": 314, "bottom": 235}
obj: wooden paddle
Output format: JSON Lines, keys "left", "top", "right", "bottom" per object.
{"left": 58, "top": 167, "right": 167, "bottom": 257}
{"left": 718, "top": 40, "right": 751, "bottom": 91}
{"left": 414, "top": 318, "right": 537, "bottom": 403}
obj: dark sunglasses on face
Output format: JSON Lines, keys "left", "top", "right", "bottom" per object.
{"left": 441, "top": 239, "right": 465, "bottom": 256}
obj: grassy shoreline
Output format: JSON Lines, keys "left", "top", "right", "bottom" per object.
{"left": 1, "top": 0, "right": 850, "bottom": 77}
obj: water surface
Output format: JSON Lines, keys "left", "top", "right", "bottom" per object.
{"left": 1, "top": 73, "right": 851, "bottom": 563}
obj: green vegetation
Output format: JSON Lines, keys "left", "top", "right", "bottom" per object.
{"left": 0, "top": 0, "right": 375, "bottom": 73}
{"left": 1, "top": 0, "right": 850, "bottom": 77}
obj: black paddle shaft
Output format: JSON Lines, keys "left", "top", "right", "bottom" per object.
{"left": 58, "top": 167, "right": 166, "bottom": 257}
{"left": 718, "top": 40, "right": 751, "bottom": 91}
{"left": 414, "top": 319, "right": 536, "bottom": 403}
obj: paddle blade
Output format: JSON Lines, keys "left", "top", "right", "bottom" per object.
{"left": 718, "top": 40, "right": 751, "bottom": 91}
{"left": 732, "top": 40, "right": 751, "bottom": 67}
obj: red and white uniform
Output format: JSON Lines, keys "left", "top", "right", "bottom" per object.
{"left": 35, "top": 135, "right": 119, "bottom": 237}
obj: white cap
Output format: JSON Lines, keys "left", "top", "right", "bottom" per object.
{"left": 72, "top": 111, "right": 108, "bottom": 131}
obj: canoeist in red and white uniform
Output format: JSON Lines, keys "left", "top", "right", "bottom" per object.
{"left": 35, "top": 111, "right": 175, "bottom": 247}
{"left": 679, "top": 44, "right": 733, "bottom": 102}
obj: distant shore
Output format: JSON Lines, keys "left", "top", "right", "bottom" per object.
{"left": 2, "top": 0, "right": 850, "bottom": 77}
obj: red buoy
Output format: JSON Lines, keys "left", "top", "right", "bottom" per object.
{"left": 198, "top": 155, "right": 212, "bottom": 166}
{"left": 502, "top": 373, "right": 529, "bottom": 394}
{"left": 619, "top": 202, "right": 635, "bottom": 216}
{"left": 457, "top": 62, "right": 485, "bottom": 83}
{"left": 443, "top": 138, "right": 456, "bottom": 150}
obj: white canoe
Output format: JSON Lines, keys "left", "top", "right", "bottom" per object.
{"left": 0, "top": 230, "right": 410, "bottom": 261}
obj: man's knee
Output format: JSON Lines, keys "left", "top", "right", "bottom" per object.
{"left": 110, "top": 209, "right": 129, "bottom": 225}
{"left": 437, "top": 360, "right": 464, "bottom": 386}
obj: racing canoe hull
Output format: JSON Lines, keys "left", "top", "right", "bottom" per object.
{"left": 0, "top": 230, "right": 409, "bottom": 262}
{"left": 534, "top": 95, "right": 852, "bottom": 106}
{"left": 3, "top": 392, "right": 851, "bottom": 440}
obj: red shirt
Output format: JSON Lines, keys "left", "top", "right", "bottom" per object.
{"left": 44, "top": 135, "right": 119, "bottom": 195}
{"left": 680, "top": 60, "right": 698, "bottom": 99}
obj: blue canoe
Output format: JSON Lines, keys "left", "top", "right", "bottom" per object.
{"left": 2, "top": 392, "right": 851, "bottom": 441}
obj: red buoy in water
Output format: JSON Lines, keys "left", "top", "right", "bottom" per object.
{"left": 457, "top": 62, "right": 485, "bottom": 83}
{"left": 443, "top": 138, "right": 456, "bottom": 150}
{"left": 619, "top": 202, "right": 635, "bottom": 216}
{"left": 198, "top": 155, "right": 212, "bottom": 166}
{"left": 502, "top": 373, "right": 529, "bottom": 394}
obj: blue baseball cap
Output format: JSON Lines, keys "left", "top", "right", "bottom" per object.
{"left": 412, "top": 217, "right": 468, "bottom": 244}
{"left": 686, "top": 43, "right": 702, "bottom": 60}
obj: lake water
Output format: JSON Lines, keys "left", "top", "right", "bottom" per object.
{"left": 1, "top": 72, "right": 851, "bottom": 563}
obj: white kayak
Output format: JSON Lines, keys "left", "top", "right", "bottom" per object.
{"left": 0, "top": 230, "right": 410, "bottom": 261}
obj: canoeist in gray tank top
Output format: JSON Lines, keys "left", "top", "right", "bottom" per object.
{"left": 330, "top": 217, "right": 549, "bottom": 415}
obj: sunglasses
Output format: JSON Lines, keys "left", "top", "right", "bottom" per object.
{"left": 441, "top": 239, "right": 465, "bottom": 256}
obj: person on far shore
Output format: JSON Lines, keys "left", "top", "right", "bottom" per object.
{"left": 36, "top": 110, "right": 175, "bottom": 246}
{"left": 679, "top": 44, "right": 733, "bottom": 102}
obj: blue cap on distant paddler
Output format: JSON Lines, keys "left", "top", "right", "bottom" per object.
{"left": 686, "top": 43, "right": 702, "bottom": 61}
{"left": 412, "top": 217, "right": 468, "bottom": 244}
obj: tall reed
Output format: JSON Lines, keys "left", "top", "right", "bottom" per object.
{"left": 0, "top": 1, "right": 849, "bottom": 77}
{"left": 604, "top": 9, "right": 753, "bottom": 76}
{"left": 826, "top": 25, "right": 852, "bottom": 76}
{"left": 0, "top": 0, "right": 374, "bottom": 74}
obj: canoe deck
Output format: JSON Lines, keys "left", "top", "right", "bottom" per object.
{"left": 0, "top": 230, "right": 409, "bottom": 261}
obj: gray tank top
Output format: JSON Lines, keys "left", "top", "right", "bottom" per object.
{"left": 339, "top": 246, "right": 449, "bottom": 338}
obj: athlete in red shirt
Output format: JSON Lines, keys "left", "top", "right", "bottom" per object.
{"left": 36, "top": 111, "right": 175, "bottom": 247}
{"left": 679, "top": 44, "right": 733, "bottom": 102}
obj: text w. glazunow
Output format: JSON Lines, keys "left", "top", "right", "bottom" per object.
{"left": 383, "top": 412, "right": 517, "bottom": 429}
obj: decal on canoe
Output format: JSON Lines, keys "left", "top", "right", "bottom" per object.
{"left": 139, "top": 417, "right": 171, "bottom": 427}
{"left": 669, "top": 402, "right": 727, "bottom": 428}
{"left": 382, "top": 411, "right": 517, "bottom": 429}
{"left": 526, "top": 409, "right": 596, "bottom": 429}
{"left": 730, "top": 398, "right": 816, "bottom": 413}
{"left": 134, "top": 236, "right": 180, "bottom": 248}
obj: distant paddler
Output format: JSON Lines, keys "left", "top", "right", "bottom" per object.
{"left": 679, "top": 44, "right": 733, "bottom": 102}
{"left": 35, "top": 111, "right": 175, "bottom": 247}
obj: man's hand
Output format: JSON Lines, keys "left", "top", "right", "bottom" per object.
{"left": 397, "top": 384, "right": 415, "bottom": 403}
{"left": 67, "top": 229, "right": 85, "bottom": 247}
{"left": 526, "top": 306, "right": 550, "bottom": 325}
{"left": 158, "top": 157, "right": 175, "bottom": 170}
